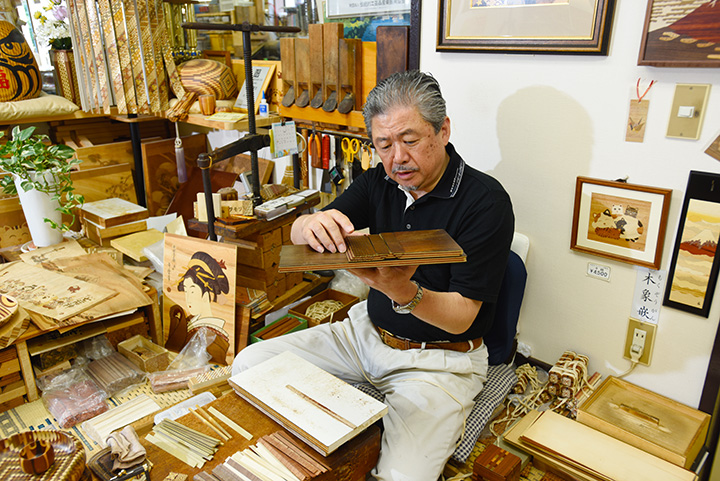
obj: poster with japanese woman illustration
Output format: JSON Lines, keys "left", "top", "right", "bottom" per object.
{"left": 163, "top": 233, "right": 237, "bottom": 365}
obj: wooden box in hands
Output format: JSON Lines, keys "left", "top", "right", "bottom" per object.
{"left": 576, "top": 376, "right": 710, "bottom": 469}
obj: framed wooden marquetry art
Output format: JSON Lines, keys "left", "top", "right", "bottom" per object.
{"left": 571, "top": 177, "right": 672, "bottom": 269}
{"left": 664, "top": 171, "right": 720, "bottom": 318}
{"left": 163, "top": 233, "right": 237, "bottom": 365}
{"left": 437, "top": 0, "right": 616, "bottom": 54}
{"left": 638, "top": 0, "right": 720, "bottom": 68}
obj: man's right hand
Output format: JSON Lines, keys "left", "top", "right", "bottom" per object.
{"left": 290, "top": 209, "right": 355, "bottom": 253}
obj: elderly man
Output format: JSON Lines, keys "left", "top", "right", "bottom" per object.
{"left": 233, "top": 70, "right": 514, "bottom": 481}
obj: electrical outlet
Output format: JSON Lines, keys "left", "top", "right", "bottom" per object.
{"left": 623, "top": 318, "right": 656, "bottom": 366}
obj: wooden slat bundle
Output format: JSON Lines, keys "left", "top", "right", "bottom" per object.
{"left": 147, "top": 418, "right": 222, "bottom": 468}
{"left": 149, "top": 367, "right": 209, "bottom": 393}
{"left": 86, "top": 351, "right": 145, "bottom": 395}
{"left": 83, "top": 394, "right": 161, "bottom": 445}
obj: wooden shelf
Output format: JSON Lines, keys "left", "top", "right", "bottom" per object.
{"left": 175, "top": 112, "right": 282, "bottom": 131}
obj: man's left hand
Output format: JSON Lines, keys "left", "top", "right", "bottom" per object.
{"left": 347, "top": 265, "right": 419, "bottom": 305}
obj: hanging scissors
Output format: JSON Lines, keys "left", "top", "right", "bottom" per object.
{"left": 341, "top": 137, "right": 360, "bottom": 166}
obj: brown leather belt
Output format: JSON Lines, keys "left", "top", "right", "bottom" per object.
{"left": 375, "top": 326, "right": 482, "bottom": 353}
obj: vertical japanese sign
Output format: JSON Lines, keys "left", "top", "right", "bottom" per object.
{"left": 631, "top": 267, "right": 666, "bottom": 325}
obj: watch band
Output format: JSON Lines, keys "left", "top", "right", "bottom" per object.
{"left": 392, "top": 280, "right": 423, "bottom": 314}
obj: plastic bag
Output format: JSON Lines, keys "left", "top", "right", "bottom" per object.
{"left": 86, "top": 351, "right": 146, "bottom": 396}
{"left": 81, "top": 335, "right": 115, "bottom": 361}
{"left": 38, "top": 366, "right": 108, "bottom": 428}
{"left": 147, "top": 328, "right": 215, "bottom": 393}
{"left": 329, "top": 269, "right": 370, "bottom": 300}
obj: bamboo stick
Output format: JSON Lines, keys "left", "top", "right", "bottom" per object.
{"left": 196, "top": 405, "right": 232, "bottom": 439}
{"left": 189, "top": 408, "right": 229, "bottom": 442}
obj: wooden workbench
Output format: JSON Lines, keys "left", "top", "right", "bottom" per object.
{"left": 142, "top": 390, "right": 381, "bottom": 481}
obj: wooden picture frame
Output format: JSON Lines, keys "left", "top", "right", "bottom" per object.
{"left": 163, "top": 233, "right": 237, "bottom": 365}
{"left": 571, "top": 177, "right": 672, "bottom": 269}
{"left": 437, "top": 0, "right": 616, "bottom": 54}
{"left": 638, "top": 0, "right": 720, "bottom": 68}
{"left": 664, "top": 171, "right": 720, "bottom": 318}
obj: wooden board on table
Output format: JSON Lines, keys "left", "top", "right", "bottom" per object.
{"left": 141, "top": 133, "right": 208, "bottom": 217}
{"left": 0, "top": 262, "right": 116, "bottom": 322}
{"left": 519, "top": 410, "right": 696, "bottom": 481}
{"left": 278, "top": 229, "right": 466, "bottom": 273}
{"left": 228, "top": 351, "right": 387, "bottom": 456}
{"left": 110, "top": 228, "right": 164, "bottom": 262}
{"left": 81, "top": 197, "right": 148, "bottom": 228}
{"left": 19, "top": 238, "right": 87, "bottom": 265}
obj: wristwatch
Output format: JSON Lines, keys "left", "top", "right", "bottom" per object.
{"left": 391, "top": 281, "right": 423, "bottom": 314}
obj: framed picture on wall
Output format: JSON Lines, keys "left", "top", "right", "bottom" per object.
{"left": 664, "top": 171, "right": 720, "bottom": 318}
{"left": 437, "top": 0, "right": 616, "bottom": 54}
{"left": 638, "top": 0, "right": 720, "bottom": 67}
{"left": 570, "top": 177, "right": 672, "bottom": 269}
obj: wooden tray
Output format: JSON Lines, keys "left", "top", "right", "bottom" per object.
{"left": 278, "top": 229, "right": 466, "bottom": 272}
{"left": 577, "top": 376, "right": 710, "bottom": 468}
{"left": 0, "top": 431, "right": 86, "bottom": 481}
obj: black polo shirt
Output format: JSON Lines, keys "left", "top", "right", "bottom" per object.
{"left": 324, "top": 142, "right": 514, "bottom": 342}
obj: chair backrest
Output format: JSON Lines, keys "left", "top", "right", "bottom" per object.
{"left": 484, "top": 233, "right": 528, "bottom": 365}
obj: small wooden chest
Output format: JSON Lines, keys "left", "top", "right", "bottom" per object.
{"left": 473, "top": 444, "right": 521, "bottom": 481}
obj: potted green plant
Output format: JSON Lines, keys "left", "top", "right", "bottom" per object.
{"left": 0, "top": 125, "right": 83, "bottom": 248}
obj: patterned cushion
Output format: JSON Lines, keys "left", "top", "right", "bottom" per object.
{"left": 352, "top": 363, "right": 517, "bottom": 463}
{"left": 0, "top": 21, "right": 41, "bottom": 101}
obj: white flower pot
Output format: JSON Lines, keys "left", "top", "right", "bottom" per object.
{"left": 13, "top": 173, "right": 63, "bottom": 248}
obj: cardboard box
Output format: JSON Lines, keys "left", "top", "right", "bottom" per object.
{"left": 289, "top": 289, "right": 359, "bottom": 327}
{"left": 577, "top": 376, "right": 710, "bottom": 469}
{"left": 250, "top": 313, "right": 307, "bottom": 343}
{"left": 118, "top": 335, "right": 170, "bottom": 373}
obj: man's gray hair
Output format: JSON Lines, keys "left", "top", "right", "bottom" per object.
{"left": 362, "top": 70, "right": 447, "bottom": 139}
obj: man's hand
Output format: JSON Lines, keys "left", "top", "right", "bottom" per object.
{"left": 291, "top": 209, "right": 355, "bottom": 253}
{"left": 348, "top": 265, "right": 418, "bottom": 302}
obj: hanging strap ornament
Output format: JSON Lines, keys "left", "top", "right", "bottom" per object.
{"left": 636, "top": 78, "right": 655, "bottom": 103}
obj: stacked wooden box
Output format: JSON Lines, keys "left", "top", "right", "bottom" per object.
{"left": 0, "top": 346, "right": 26, "bottom": 411}
{"left": 232, "top": 222, "right": 303, "bottom": 303}
{"left": 289, "top": 288, "right": 359, "bottom": 327}
{"left": 81, "top": 198, "right": 149, "bottom": 247}
{"left": 472, "top": 444, "right": 521, "bottom": 481}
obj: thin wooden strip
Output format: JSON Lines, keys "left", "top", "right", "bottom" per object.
{"left": 189, "top": 408, "right": 229, "bottom": 442}
{"left": 257, "top": 438, "right": 311, "bottom": 481}
{"left": 264, "top": 433, "right": 325, "bottom": 475}
{"left": 194, "top": 472, "right": 222, "bottom": 481}
{"left": 146, "top": 433, "right": 204, "bottom": 468}
{"left": 158, "top": 419, "right": 221, "bottom": 448}
{"left": 225, "top": 458, "right": 263, "bottom": 481}
{"left": 152, "top": 429, "right": 215, "bottom": 460}
{"left": 123, "top": 0, "right": 150, "bottom": 113}
{"left": 208, "top": 407, "right": 253, "bottom": 440}
{"left": 245, "top": 446, "right": 300, "bottom": 481}
{"left": 272, "top": 431, "right": 329, "bottom": 472}
{"left": 212, "top": 464, "right": 243, "bottom": 481}
{"left": 96, "top": 0, "right": 126, "bottom": 112}
{"left": 286, "top": 384, "right": 356, "bottom": 429}
{"left": 83, "top": 0, "right": 111, "bottom": 113}
{"left": 367, "top": 234, "right": 392, "bottom": 258}
{"left": 196, "top": 405, "right": 232, "bottom": 439}
{"left": 232, "top": 452, "right": 286, "bottom": 481}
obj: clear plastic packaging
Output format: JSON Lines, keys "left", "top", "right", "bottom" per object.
{"left": 147, "top": 328, "right": 215, "bottom": 393}
{"left": 38, "top": 367, "right": 108, "bottom": 428}
{"left": 86, "top": 351, "right": 146, "bottom": 396}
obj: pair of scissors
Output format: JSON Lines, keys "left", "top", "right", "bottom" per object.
{"left": 341, "top": 137, "right": 360, "bottom": 166}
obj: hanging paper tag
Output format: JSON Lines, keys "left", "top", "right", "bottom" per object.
{"left": 625, "top": 79, "right": 654, "bottom": 143}
{"left": 271, "top": 121, "right": 298, "bottom": 158}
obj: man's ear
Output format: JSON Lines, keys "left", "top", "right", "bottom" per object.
{"left": 440, "top": 116, "right": 451, "bottom": 145}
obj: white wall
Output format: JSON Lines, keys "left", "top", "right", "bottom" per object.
{"left": 419, "top": 0, "right": 720, "bottom": 408}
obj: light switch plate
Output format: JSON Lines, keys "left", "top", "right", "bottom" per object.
{"left": 667, "top": 83, "right": 711, "bottom": 140}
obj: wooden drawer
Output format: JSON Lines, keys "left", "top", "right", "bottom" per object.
{"left": 290, "top": 289, "right": 359, "bottom": 327}
{"left": 577, "top": 376, "right": 709, "bottom": 468}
